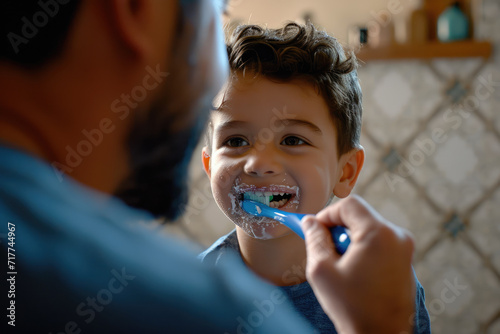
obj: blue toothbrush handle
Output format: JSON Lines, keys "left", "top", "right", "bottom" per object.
{"left": 329, "top": 226, "right": 350, "bottom": 255}
{"left": 294, "top": 214, "right": 350, "bottom": 255}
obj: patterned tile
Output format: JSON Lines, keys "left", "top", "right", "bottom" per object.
{"left": 407, "top": 63, "right": 443, "bottom": 119}
{"left": 469, "top": 188, "right": 500, "bottom": 274}
{"left": 407, "top": 110, "right": 498, "bottom": 214}
{"left": 355, "top": 133, "right": 382, "bottom": 190}
{"left": 416, "top": 238, "right": 500, "bottom": 333}
{"left": 430, "top": 267, "right": 474, "bottom": 317}
{"left": 420, "top": 108, "right": 500, "bottom": 189}
{"left": 472, "top": 132, "right": 500, "bottom": 188}
{"left": 445, "top": 79, "right": 469, "bottom": 104}
{"left": 381, "top": 147, "right": 403, "bottom": 172}
{"left": 443, "top": 214, "right": 466, "bottom": 238}
{"left": 424, "top": 178, "right": 483, "bottom": 215}
{"left": 433, "top": 135, "right": 478, "bottom": 185}
{"left": 470, "top": 62, "right": 500, "bottom": 133}
{"left": 372, "top": 70, "right": 413, "bottom": 118}
{"left": 357, "top": 61, "right": 387, "bottom": 89}
{"left": 360, "top": 61, "right": 442, "bottom": 147}
{"left": 361, "top": 175, "right": 442, "bottom": 255}
{"left": 345, "top": 53, "right": 498, "bottom": 334}
{"left": 431, "top": 58, "right": 485, "bottom": 82}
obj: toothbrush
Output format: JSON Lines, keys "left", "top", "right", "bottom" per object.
{"left": 242, "top": 200, "right": 350, "bottom": 255}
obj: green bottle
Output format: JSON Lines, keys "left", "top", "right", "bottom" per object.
{"left": 437, "top": 1, "right": 469, "bottom": 42}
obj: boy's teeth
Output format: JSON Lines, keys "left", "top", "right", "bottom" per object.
{"left": 269, "top": 199, "right": 286, "bottom": 208}
{"left": 243, "top": 192, "right": 270, "bottom": 205}
{"left": 243, "top": 191, "right": 292, "bottom": 207}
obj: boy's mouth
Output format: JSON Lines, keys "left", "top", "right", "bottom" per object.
{"left": 236, "top": 185, "right": 298, "bottom": 209}
{"left": 242, "top": 192, "right": 292, "bottom": 208}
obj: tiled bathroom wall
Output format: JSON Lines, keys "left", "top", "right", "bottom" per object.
{"left": 356, "top": 56, "right": 500, "bottom": 333}
{"left": 169, "top": 1, "right": 500, "bottom": 332}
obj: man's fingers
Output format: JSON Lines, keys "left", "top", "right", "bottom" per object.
{"left": 302, "top": 215, "right": 340, "bottom": 275}
{"left": 315, "top": 195, "right": 415, "bottom": 261}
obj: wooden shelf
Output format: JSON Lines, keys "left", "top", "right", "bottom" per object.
{"left": 356, "top": 40, "right": 493, "bottom": 62}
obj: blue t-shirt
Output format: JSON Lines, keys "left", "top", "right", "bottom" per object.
{"left": 0, "top": 145, "right": 315, "bottom": 333}
{"left": 200, "top": 230, "right": 432, "bottom": 334}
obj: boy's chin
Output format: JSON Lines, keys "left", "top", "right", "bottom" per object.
{"left": 236, "top": 222, "right": 295, "bottom": 240}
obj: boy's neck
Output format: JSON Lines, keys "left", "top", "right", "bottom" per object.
{"left": 235, "top": 227, "right": 307, "bottom": 286}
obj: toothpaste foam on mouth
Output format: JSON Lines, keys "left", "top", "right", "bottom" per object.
{"left": 227, "top": 183, "right": 300, "bottom": 240}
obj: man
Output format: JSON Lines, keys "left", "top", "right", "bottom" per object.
{"left": 0, "top": 1, "right": 416, "bottom": 333}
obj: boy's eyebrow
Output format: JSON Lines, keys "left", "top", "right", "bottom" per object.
{"left": 215, "top": 120, "right": 248, "bottom": 133}
{"left": 215, "top": 119, "right": 322, "bottom": 134}
{"left": 279, "top": 119, "right": 322, "bottom": 134}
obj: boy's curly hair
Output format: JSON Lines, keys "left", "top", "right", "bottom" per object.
{"left": 225, "top": 22, "right": 362, "bottom": 156}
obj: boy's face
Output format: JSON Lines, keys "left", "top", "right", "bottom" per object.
{"left": 203, "top": 74, "right": 360, "bottom": 240}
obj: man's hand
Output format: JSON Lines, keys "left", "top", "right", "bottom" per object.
{"left": 302, "top": 195, "right": 415, "bottom": 334}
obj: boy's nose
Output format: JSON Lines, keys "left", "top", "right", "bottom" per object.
{"left": 243, "top": 147, "right": 283, "bottom": 177}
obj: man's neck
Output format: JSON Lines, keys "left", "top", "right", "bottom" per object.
{"left": 235, "top": 227, "right": 307, "bottom": 286}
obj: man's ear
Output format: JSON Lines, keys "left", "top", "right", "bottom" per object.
{"left": 109, "top": 0, "right": 177, "bottom": 61}
{"left": 333, "top": 147, "right": 365, "bottom": 198}
{"left": 201, "top": 147, "right": 211, "bottom": 178}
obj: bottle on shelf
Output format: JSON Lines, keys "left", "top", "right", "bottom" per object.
{"left": 410, "top": 7, "right": 429, "bottom": 43}
{"left": 437, "top": 1, "right": 469, "bottom": 42}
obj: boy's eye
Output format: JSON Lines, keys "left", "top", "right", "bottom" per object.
{"left": 281, "top": 136, "right": 306, "bottom": 146}
{"left": 224, "top": 137, "right": 249, "bottom": 147}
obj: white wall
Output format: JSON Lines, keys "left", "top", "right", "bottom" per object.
{"left": 226, "top": 0, "right": 421, "bottom": 43}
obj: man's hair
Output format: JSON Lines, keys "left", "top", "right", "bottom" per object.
{"left": 0, "top": 0, "right": 82, "bottom": 68}
{"left": 222, "top": 22, "right": 362, "bottom": 156}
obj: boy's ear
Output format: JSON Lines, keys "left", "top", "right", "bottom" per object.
{"left": 333, "top": 147, "right": 365, "bottom": 198}
{"left": 201, "top": 147, "right": 211, "bottom": 178}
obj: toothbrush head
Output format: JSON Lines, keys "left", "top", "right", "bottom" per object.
{"left": 241, "top": 199, "right": 264, "bottom": 216}
{"left": 241, "top": 200, "right": 306, "bottom": 238}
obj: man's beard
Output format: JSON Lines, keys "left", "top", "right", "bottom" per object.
{"left": 113, "top": 0, "right": 227, "bottom": 221}
{"left": 114, "top": 90, "right": 210, "bottom": 221}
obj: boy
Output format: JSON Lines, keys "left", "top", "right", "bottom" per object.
{"left": 199, "top": 23, "right": 431, "bottom": 333}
